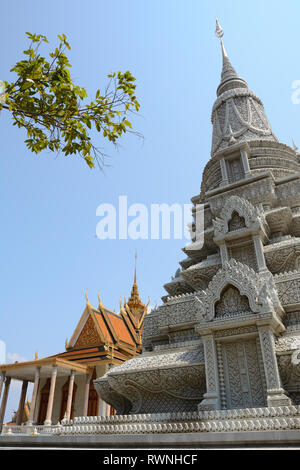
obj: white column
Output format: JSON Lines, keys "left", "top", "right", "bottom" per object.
{"left": 106, "top": 404, "right": 111, "bottom": 417}
{"left": 65, "top": 370, "right": 75, "bottom": 420}
{"left": 44, "top": 366, "right": 58, "bottom": 426}
{"left": 0, "top": 376, "right": 11, "bottom": 426}
{"left": 82, "top": 373, "right": 92, "bottom": 417}
{"left": 28, "top": 367, "right": 40, "bottom": 426}
{"left": 198, "top": 334, "right": 220, "bottom": 411}
{"left": 16, "top": 380, "right": 28, "bottom": 425}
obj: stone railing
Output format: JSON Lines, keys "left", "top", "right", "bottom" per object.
{"left": 2, "top": 406, "right": 300, "bottom": 437}
{"left": 53, "top": 406, "right": 300, "bottom": 436}
{"left": 1, "top": 423, "right": 61, "bottom": 436}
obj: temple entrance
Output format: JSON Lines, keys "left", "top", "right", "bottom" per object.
{"left": 220, "top": 338, "right": 267, "bottom": 409}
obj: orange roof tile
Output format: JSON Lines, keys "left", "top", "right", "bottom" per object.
{"left": 93, "top": 311, "right": 114, "bottom": 344}
{"left": 105, "top": 310, "right": 135, "bottom": 346}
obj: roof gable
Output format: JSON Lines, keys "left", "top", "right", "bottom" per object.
{"left": 73, "top": 314, "right": 103, "bottom": 348}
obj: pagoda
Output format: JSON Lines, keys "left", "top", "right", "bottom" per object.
{"left": 0, "top": 258, "right": 148, "bottom": 428}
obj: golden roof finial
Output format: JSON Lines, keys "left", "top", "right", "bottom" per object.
{"left": 85, "top": 288, "right": 93, "bottom": 309}
{"left": 97, "top": 290, "right": 104, "bottom": 309}
{"left": 34, "top": 350, "right": 38, "bottom": 360}
{"left": 127, "top": 251, "right": 142, "bottom": 307}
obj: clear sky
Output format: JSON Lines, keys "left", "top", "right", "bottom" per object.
{"left": 1, "top": 0, "right": 300, "bottom": 421}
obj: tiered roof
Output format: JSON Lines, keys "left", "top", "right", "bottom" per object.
{"left": 55, "top": 259, "right": 149, "bottom": 367}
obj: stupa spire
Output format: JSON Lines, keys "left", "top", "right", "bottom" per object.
{"left": 211, "top": 19, "right": 277, "bottom": 156}
{"left": 215, "top": 19, "right": 248, "bottom": 97}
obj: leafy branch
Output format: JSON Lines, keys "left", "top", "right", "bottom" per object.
{"left": 0, "top": 32, "right": 141, "bottom": 169}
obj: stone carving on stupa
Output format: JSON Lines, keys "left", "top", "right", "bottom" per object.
{"left": 93, "top": 20, "right": 300, "bottom": 416}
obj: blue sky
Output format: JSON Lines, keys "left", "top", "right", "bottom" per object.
{"left": 1, "top": 0, "right": 300, "bottom": 420}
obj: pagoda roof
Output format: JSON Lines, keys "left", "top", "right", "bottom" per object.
{"left": 64, "top": 291, "right": 147, "bottom": 362}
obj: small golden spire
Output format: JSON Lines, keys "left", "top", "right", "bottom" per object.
{"left": 97, "top": 290, "right": 104, "bottom": 309}
{"left": 65, "top": 338, "right": 68, "bottom": 349}
{"left": 34, "top": 350, "right": 38, "bottom": 360}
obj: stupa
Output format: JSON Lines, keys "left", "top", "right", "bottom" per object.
{"left": 93, "top": 20, "right": 300, "bottom": 418}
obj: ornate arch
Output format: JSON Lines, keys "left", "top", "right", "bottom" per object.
{"left": 213, "top": 195, "right": 266, "bottom": 239}
{"left": 197, "top": 259, "right": 279, "bottom": 321}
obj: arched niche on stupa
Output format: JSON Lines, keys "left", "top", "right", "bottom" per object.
{"left": 213, "top": 195, "right": 266, "bottom": 240}
{"left": 215, "top": 284, "right": 252, "bottom": 319}
{"left": 228, "top": 210, "right": 246, "bottom": 232}
{"left": 198, "top": 259, "right": 266, "bottom": 322}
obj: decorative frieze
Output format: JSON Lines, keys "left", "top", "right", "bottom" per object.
{"left": 208, "top": 176, "right": 276, "bottom": 217}
{"left": 142, "top": 296, "right": 203, "bottom": 340}
{"left": 275, "top": 274, "right": 300, "bottom": 306}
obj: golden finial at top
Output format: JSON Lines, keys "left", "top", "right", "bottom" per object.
{"left": 215, "top": 18, "right": 224, "bottom": 39}
{"left": 97, "top": 290, "right": 104, "bottom": 309}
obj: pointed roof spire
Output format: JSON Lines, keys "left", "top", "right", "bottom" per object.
{"left": 210, "top": 19, "right": 277, "bottom": 156}
{"left": 127, "top": 251, "right": 145, "bottom": 314}
{"left": 215, "top": 19, "right": 248, "bottom": 97}
{"left": 85, "top": 288, "right": 92, "bottom": 307}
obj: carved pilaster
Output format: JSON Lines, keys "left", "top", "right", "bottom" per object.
{"left": 216, "top": 342, "right": 226, "bottom": 409}
{"left": 240, "top": 149, "right": 251, "bottom": 177}
{"left": 258, "top": 327, "right": 291, "bottom": 406}
{"left": 253, "top": 235, "right": 267, "bottom": 272}
{"left": 198, "top": 334, "right": 220, "bottom": 410}
{"left": 220, "top": 158, "right": 229, "bottom": 186}
{"left": 0, "top": 372, "right": 6, "bottom": 401}
{"left": 219, "top": 242, "right": 229, "bottom": 265}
